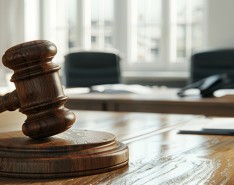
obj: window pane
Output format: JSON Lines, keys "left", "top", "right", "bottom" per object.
{"left": 68, "top": 0, "right": 77, "bottom": 49}
{"left": 191, "top": 0, "right": 204, "bottom": 53}
{"left": 91, "top": 0, "right": 114, "bottom": 49}
{"left": 176, "top": 0, "right": 204, "bottom": 59}
{"left": 177, "top": 0, "right": 187, "bottom": 58}
{"left": 131, "top": 0, "right": 162, "bottom": 63}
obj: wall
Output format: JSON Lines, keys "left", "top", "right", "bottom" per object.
{"left": 206, "top": 0, "right": 234, "bottom": 49}
{"left": 0, "top": 0, "right": 25, "bottom": 86}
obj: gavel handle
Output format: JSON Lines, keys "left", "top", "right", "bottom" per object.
{"left": 0, "top": 90, "right": 20, "bottom": 113}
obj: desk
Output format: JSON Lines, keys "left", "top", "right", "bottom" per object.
{"left": 66, "top": 88, "right": 234, "bottom": 117}
{"left": 1, "top": 110, "right": 234, "bottom": 184}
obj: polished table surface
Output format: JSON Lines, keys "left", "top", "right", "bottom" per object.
{"left": 66, "top": 87, "right": 234, "bottom": 117}
{"left": 0, "top": 110, "right": 234, "bottom": 184}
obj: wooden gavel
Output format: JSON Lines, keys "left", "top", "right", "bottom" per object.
{"left": 0, "top": 40, "right": 76, "bottom": 139}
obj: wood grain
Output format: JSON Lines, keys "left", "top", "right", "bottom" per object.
{"left": 66, "top": 88, "right": 234, "bottom": 117}
{"left": 0, "top": 40, "right": 76, "bottom": 138}
{"left": 1, "top": 110, "right": 233, "bottom": 184}
{"left": 0, "top": 40, "right": 129, "bottom": 179}
{"left": 0, "top": 130, "right": 128, "bottom": 178}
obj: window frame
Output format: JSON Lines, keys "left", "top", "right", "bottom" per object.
{"left": 115, "top": 0, "right": 197, "bottom": 73}
{"left": 28, "top": 0, "right": 205, "bottom": 74}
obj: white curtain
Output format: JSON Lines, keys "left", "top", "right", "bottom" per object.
{"left": 0, "top": 0, "right": 25, "bottom": 87}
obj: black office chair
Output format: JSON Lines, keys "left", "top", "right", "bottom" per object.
{"left": 190, "top": 49, "right": 234, "bottom": 83}
{"left": 64, "top": 50, "right": 121, "bottom": 87}
{"left": 178, "top": 49, "right": 234, "bottom": 97}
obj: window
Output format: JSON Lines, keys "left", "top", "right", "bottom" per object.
{"left": 129, "top": 0, "right": 162, "bottom": 63}
{"left": 24, "top": 0, "right": 205, "bottom": 74}
{"left": 91, "top": 0, "right": 114, "bottom": 48}
{"left": 176, "top": 0, "right": 204, "bottom": 60}
{"left": 0, "top": 0, "right": 206, "bottom": 88}
{"left": 66, "top": 0, "right": 205, "bottom": 73}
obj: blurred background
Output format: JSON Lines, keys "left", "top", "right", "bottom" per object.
{"left": 0, "top": 0, "right": 233, "bottom": 88}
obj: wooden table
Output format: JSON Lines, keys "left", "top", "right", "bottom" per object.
{"left": 0, "top": 110, "right": 234, "bottom": 184}
{"left": 66, "top": 88, "right": 234, "bottom": 117}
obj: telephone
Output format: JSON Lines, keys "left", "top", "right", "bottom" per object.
{"left": 177, "top": 74, "right": 232, "bottom": 97}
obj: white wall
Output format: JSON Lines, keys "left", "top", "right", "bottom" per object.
{"left": 0, "top": 0, "right": 25, "bottom": 56}
{"left": 206, "top": 0, "right": 234, "bottom": 49}
{"left": 0, "top": 0, "right": 25, "bottom": 86}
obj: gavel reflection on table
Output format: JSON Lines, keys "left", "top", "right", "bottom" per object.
{"left": 0, "top": 40, "right": 128, "bottom": 178}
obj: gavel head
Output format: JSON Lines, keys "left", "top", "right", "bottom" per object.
{"left": 1, "top": 40, "right": 76, "bottom": 139}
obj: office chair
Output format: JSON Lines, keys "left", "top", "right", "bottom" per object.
{"left": 178, "top": 49, "right": 234, "bottom": 97}
{"left": 190, "top": 49, "right": 234, "bottom": 83}
{"left": 64, "top": 50, "right": 121, "bottom": 87}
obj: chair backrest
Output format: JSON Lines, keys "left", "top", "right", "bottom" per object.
{"left": 190, "top": 49, "right": 234, "bottom": 83}
{"left": 64, "top": 51, "right": 121, "bottom": 87}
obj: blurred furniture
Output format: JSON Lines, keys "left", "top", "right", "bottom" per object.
{"left": 64, "top": 51, "right": 121, "bottom": 87}
{"left": 1, "top": 110, "right": 234, "bottom": 184}
{"left": 65, "top": 87, "right": 234, "bottom": 117}
{"left": 190, "top": 49, "right": 234, "bottom": 83}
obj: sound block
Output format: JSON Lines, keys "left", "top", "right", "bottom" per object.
{"left": 0, "top": 130, "right": 129, "bottom": 178}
